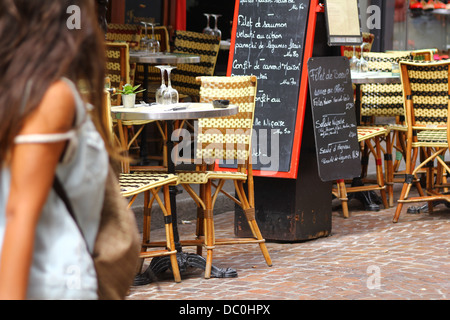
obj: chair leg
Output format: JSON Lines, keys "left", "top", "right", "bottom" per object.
{"left": 336, "top": 179, "right": 349, "bottom": 218}
{"left": 236, "top": 181, "right": 272, "bottom": 268}
{"left": 385, "top": 133, "right": 394, "bottom": 207}
{"left": 365, "top": 137, "right": 389, "bottom": 208}
{"left": 135, "top": 191, "right": 152, "bottom": 274}
{"left": 203, "top": 180, "right": 215, "bottom": 279}
{"left": 393, "top": 145, "right": 418, "bottom": 223}
{"left": 393, "top": 179, "right": 411, "bottom": 223}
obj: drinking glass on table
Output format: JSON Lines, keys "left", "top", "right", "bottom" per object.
{"left": 140, "top": 21, "right": 150, "bottom": 51}
{"left": 357, "top": 43, "right": 368, "bottom": 73}
{"left": 147, "top": 22, "right": 160, "bottom": 53}
{"left": 155, "top": 65, "right": 167, "bottom": 104}
{"left": 162, "top": 66, "right": 179, "bottom": 105}
{"left": 349, "top": 46, "right": 359, "bottom": 72}
{"left": 203, "top": 13, "right": 213, "bottom": 35}
{"left": 211, "top": 14, "right": 222, "bottom": 38}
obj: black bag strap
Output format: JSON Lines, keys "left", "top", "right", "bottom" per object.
{"left": 52, "top": 176, "right": 89, "bottom": 247}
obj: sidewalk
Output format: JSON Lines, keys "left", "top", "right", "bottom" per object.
{"left": 126, "top": 180, "right": 449, "bottom": 300}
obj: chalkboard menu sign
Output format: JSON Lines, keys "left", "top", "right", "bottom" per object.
{"left": 226, "top": 0, "right": 311, "bottom": 178}
{"left": 307, "top": 56, "right": 360, "bottom": 182}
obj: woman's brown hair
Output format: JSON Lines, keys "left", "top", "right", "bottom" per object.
{"left": 0, "top": 0, "right": 112, "bottom": 163}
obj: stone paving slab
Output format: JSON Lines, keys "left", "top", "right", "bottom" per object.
{"left": 127, "top": 188, "right": 449, "bottom": 301}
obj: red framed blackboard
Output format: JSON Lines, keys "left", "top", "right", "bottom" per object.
{"left": 221, "top": 0, "right": 321, "bottom": 179}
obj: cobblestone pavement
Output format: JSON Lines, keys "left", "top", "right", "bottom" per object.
{"left": 126, "top": 185, "right": 449, "bottom": 301}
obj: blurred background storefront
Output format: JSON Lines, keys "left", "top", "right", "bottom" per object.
{"left": 106, "top": 0, "right": 449, "bottom": 57}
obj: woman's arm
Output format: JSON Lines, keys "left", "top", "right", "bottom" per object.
{"left": 0, "top": 80, "right": 76, "bottom": 299}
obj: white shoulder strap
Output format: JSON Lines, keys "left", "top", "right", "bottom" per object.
{"left": 14, "top": 130, "right": 77, "bottom": 144}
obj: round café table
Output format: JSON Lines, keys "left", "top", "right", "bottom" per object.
{"left": 112, "top": 102, "right": 239, "bottom": 283}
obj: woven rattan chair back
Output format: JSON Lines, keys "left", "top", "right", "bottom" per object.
{"left": 341, "top": 32, "right": 374, "bottom": 60}
{"left": 195, "top": 76, "right": 257, "bottom": 168}
{"left": 360, "top": 52, "right": 411, "bottom": 118}
{"left": 106, "top": 23, "right": 141, "bottom": 49}
{"left": 106, "top": 42, "right": 130, "bottom": 106}
{"left": 400, "top": 60, "right": 450, "bottom": 131}
{"left": 171, "top": 31, "right": 221, "bottom": 100}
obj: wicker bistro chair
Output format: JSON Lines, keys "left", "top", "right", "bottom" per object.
{"left": 106, "top": 23, "right": 141, "bottom": 49}
{"left": 171, "top": 30, "right": 221, "bottom": 101}
{"left": 119, "top": 173, "right": 181, "bottom": 283}
{"left": 333, "top": 126, "right": 389, "bottom": 218}
{"left": 393, "top": 60, "right": 450, "bottom": 223}
{"left": 106, "top": 42, "right": 131, "bottom": 106}
{"left": 105, "top": 24, "right": 141, "bottom": 86}
{"left": 103, "top": 90, "right": 181, "bottom": 283}
{"left": 106, "top": 42, "right": 164, "bottom": 171}
{"left": 359, "top": 52, "right": 413, "bottom": 206}
{"left": 175, "top": 76, "right": 272, "bottom": 279}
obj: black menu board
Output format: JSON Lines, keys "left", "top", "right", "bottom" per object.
{"left": 227, "top": 0, "right": 310, "bottom": 178}
{"left": 307, "top": 56, "right": 360, "bottom": 182}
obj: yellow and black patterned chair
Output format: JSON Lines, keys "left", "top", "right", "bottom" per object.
{"left": 103, "top": 90, "right": 181, "bottom": 283}
{"left": 333, "top": 125, "right": 389, "bottom": 218}
{"left": 334, "top": 53, "right": 406, "bottom": 217}
{"left": 106, "top": 42, "right": 159, "bottom": 170}
{"left": 175, "top": 76, "right": 272, "bottom": 278}
{"left": 119, "top": 173, "right": 181, "bottom": 283}
{"left": 359, "top": 51, "right": 412, "bottom": 206}
{"left": 171, "top": 30, "right": 221, "bottom": 101}
{"left": 105, "top": 42, "right": 131, "bottom": 106}
{"left": 106, "top": 24, "right": 141, "bottom": 85}
{"left": 106, "top": 23, "right": 141, "bottom": 49}
{"left": 393, "top": 59, "right": 450, "bottom": 223}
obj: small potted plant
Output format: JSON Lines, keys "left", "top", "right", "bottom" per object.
{"left": 116, "top": 83, "right": 145, "bottom": 108}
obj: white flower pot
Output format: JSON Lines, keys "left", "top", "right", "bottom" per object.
{"left": 122, "top": 94, "right": 136, "bottom": 108}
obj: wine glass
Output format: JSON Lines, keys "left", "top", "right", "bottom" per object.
{"left": 140, "top": 21, "right": 149, "bottom": 52}
{"left": 155, "top": 65, "right": 167, "bottom": 104}
{"left": 357, "top": 43, "right": 368, "bottom": 73}
{"left": 203, "top": 13, "right": 213, "bottom": 35}
{"left": 147, "top": 22, "right": 160, "bottom": 54}
{"left": 162, "top": 66, "right": 179, "bottom": 105}
{"left": 349, "top": 46, "right": 359, "bottom": 72}
{"left": 211, "top": 14, "right": 222, "bottom": 38}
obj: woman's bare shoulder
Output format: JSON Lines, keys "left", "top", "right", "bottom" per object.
{"left": 21, "top": 80, "right": 76, "bottom": 135}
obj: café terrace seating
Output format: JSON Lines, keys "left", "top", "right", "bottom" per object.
{"left": 393, "top": 59, "right": 450, "bottom": 223}
{"left": 333, "top": 49, "right": 436, "bottom": 217}
{"left": 359, "top": 51, "right": 412, "bottom": 206}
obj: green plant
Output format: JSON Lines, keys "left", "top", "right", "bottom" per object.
{"left": 115, "top": 83, "right": 145, "bottom": 95}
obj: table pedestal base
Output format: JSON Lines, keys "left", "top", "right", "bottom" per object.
{"left": 133, "top": 252, "right": 238, "bottom": 286}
